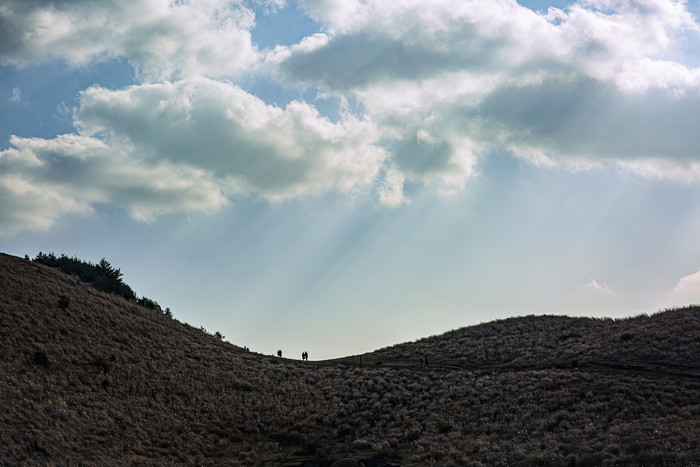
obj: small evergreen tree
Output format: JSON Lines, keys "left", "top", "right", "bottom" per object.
{"left": 33, "top": 252, "right": 136, "bottom": 302}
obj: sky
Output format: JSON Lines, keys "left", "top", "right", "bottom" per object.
{"left": 2, "top": 0, "right": 700, "bottom": 360}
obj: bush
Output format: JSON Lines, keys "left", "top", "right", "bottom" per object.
{"left": 620, "top": 333, "right": 634, "bottom": 342}
{"left": 137, "top": 296, "right": 161, "bottom": 311}
{"left": 33, "top": 349, "right": 50, "bottom": 367}
{"left": 57, "top": 295, "right": 70, "bottom": 310}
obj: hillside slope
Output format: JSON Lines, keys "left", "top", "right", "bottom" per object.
{"left": 0, "top": 253, "right": 315, "bottom": 465}
{"left": 1, "top": 252, "right": 699, "bottom": 466}
{"left": 362, "top": 310, "right": 700, "bottom": 377}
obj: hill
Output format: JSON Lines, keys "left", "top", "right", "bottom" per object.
{"left": 349, "top": 311, "right": 699, "bottom": 378}
{"left": 1, "top": 252, "right": 699, "bottom": 465}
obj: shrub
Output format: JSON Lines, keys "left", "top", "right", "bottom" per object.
{"left": 57, "top": 295, "right": 70, "bottom": 310}
{"left": 137, "top": 296, "right": 161, "bottom": 311}
{"left": 33, "top": 349, "right": 50, "bottom": 367}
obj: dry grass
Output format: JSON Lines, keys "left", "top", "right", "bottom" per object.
{"left": 361, "top": 309, "right": 700, "bottom": 377}
{"left": 1, "top": 252, "right": 698, "bottom": 466}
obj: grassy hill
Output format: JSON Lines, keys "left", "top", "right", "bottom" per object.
{"left": 339, "top": 311, "right": 700, "bottom": 377}
{"left": 1, "top": 252, "right": 698, "bottom": 465}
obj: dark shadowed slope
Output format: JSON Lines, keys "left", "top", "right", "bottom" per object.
{"left": 0, "top": 252, "right": 316, "bottom": 465}
{"left": 1, "top": 252, "right": 699, "bottom": 466}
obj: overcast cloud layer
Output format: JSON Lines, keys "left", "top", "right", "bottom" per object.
{"left": 1, "top": 0, "right": 700, "bottom": 235}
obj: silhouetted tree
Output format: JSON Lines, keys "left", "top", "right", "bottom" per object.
{"left": 33, "top": 252, "right": 136, "bottom": 302}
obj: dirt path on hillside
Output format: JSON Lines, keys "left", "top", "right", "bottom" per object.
{"left": 313, "top": 355, "right": 700, "bottom": 381}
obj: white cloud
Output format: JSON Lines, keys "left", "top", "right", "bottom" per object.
{"left": 0, "top": 78, "right": 388, "bottom": 233}
{"left": 474, "top": 76, "right": 700, "bottom": 162}
{"left": 8, "top": 87, "right": 22, "bottom": 103}
{"left": 558, "top": 0, "right": 698, "bottom": 85}
{"left": 0, "top": 0, "right": 259, "bottom": 80}
{"left": 297, "top": 0, "right": 364, "bottom": 31}
{"left": 0, "top": 175, "right": 93, "bottom": 235}
{"left": 277, "top": 0, "right": 700, "bottom": 182}
{"left": 255, "top": 0, "right": 288, "bottom": 13}
{"left": 73, "top": 78, "right": 386, "bottom": 198}
{"left": 668, "top": 270, "right": 700, "bottom": 303}
{"left": 578, "top": 278, "right": 614, "bottom": 295}
{"left": 569, "top": 278, "right": 620, "bottom": 310}
{"left": 2, "top": 0, "right": 700, "bottom": 233}
{"left": 0, "top": 132, "right": 229, "bottom": 234}
{"left": 285, "top": 0, "right": 698, "bottom": 91}
{"left": 616, "top": 158, "right": 700, "bottom": 181}
{"left": 283, "top": 1, "right": 549, "bottom": 90}
{"left": 377, "top": 167, "right": 408, "bottom": 207}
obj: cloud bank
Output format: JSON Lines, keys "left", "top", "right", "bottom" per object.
{"left": 0, "top": 0, "right": 258, "bottom": 80}
{"left": 279, "top": 0, "right": 700, "bottom": 171}
{"left": 1, "top": 0, "right": 700, "bottom": 233}
{"left": 0, "top": 78, "right": 384, "bottom": 234}
{"left": 669, "top": 270, "right": 700, "bottom": 304}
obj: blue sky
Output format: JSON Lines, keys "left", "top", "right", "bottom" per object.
{"left": 2, "top": 0, "right": 700, "bottom": 359}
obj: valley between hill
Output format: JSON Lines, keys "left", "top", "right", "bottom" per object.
{"left": 1, "top": 252, "right": 698, "bottom": 465}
